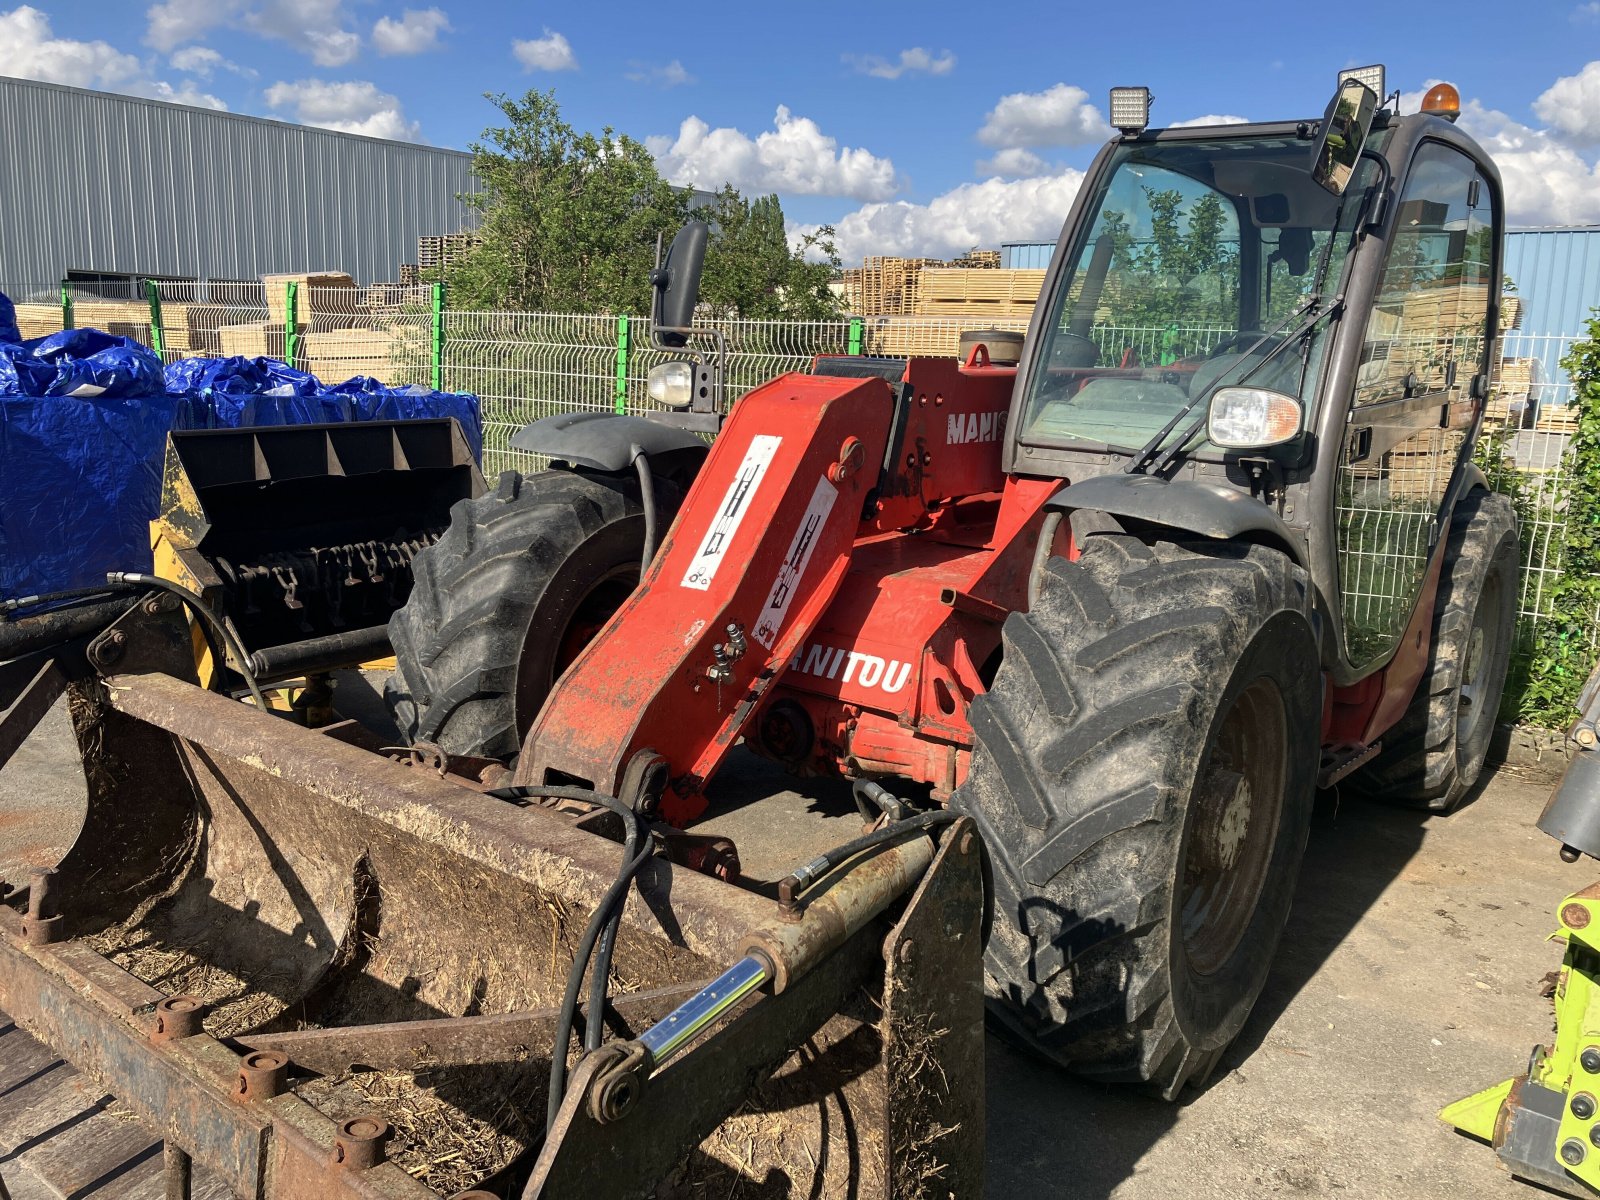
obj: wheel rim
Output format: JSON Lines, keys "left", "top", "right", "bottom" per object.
{"left": 1457, "top": 569, "right": 1503, "bottom": 752}
{"left": 1180, "top": 677, "right": 1288, "bottom": 977}
{"left": 514, "top": 563, "right": 640, "bottom": 737}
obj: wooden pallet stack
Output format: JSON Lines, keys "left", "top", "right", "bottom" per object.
{"left": 950, "top": 249, "right": 1001, "bottom": 269}
{"left": 839, "top": 257, "right": 944, "bottom": 316}
{"left": 417, "top": 233, "right": 481, "bottom": 274}
{"left": 912, "top": 268, "right": 1046, "bottom": 321}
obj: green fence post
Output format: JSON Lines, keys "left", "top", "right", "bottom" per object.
{"left": 144, "top": 280, "right": 166, "bottom": 358}
{"left": 284, "top": 280, "right": 300, "bottom": 369}
{"left": 60, "top": 279, "right": 73, "bottom": 331}
{"left": 848, "top": 316, "right": 863, "bottom": 356}
{"left": 431, "top": 282, "right": 445, "bottom": 392}
{"left": 614, "top": 314, "right": 631, "bottom": 414}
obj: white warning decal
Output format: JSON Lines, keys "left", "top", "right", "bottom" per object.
{"left": 752, "top": 474, "right": 837, "bottom": 648}
{"left": 680, "top": 434, "right": 782, "bottom": 590}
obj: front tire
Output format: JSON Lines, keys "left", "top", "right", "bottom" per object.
{"left": 386, "top": 468, "right": 675, "bottom": 764}
{"left": 952, "top": 536, "right": 1319, "bottom": 1098}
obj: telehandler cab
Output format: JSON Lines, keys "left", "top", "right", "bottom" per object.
{"left": 0, "top": 68, "right": 1518, "bottom": 1197}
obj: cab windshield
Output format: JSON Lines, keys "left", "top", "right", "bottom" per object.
{"left": 1022, "top": 132, "right": 1379, "bottom": 452}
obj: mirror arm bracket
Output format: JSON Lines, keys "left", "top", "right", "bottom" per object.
{"left": 1358, "top": 148, "right": 1394, "bottom": 234}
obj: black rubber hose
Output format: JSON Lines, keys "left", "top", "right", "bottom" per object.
{"left": 0, "top": 581, "right": 133, "bottom": 614}
{"left": 633, "top": 451, "right": 659, "bottom": 568}
{"left": 484, "top": 783, "right": 654, "bottom": 1128}
{"left": 544, "top": 835, "right": 654, "bottom": 1128}
{"left": 584, "top": 816, "right": 638, "bottom": 1054}
{"left": 106, "top": 572, "right": 269, "bottom": 711}
{"left": 778, "top": 809, "right": 962, "bottom": 903}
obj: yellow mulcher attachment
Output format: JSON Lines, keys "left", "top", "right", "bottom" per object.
{"left": 1444, "top": 666, "right": 1600, "bottom": 1198}
{"left": 0, "top": 421, "right": 983, "bottom": 1198}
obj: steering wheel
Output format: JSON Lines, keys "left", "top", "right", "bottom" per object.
{"left": 1207, "top": 330, "right": 1283, "bottom": 358}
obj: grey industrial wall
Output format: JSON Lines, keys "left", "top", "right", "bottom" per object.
{"left": 0, "top": 75, "right": 479, "bottom": 298}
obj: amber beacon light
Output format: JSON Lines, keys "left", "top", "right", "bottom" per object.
{"left": 1421, "top": 82, "right": 1462, "bottom": 121}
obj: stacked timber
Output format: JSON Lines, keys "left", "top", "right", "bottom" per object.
{"left": 863, "top": 317, "right": 1031, "bottom": 358}
{"left": 262, "top": 272, "right": 360, "bottom": 323}
{"left": 912, "top": 268, "right": 1045, "bottom": 321}
{"left": 13, "top": 303, "right": 64, "bottom": 339}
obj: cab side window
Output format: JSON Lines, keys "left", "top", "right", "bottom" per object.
{"left": 1337, "top": 142, "right": 1495, "bottom": 668}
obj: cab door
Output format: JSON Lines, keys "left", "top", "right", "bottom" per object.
{"left": 1336, "top": 140, "right": 1496, "bottom": 669}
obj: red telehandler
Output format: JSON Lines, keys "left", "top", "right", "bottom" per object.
{"left": 389, "top": 71, "right": 1517, "bottom": 1098}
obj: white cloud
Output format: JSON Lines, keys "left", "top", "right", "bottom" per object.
{"left": 975, "top": 147, "right": 1048, "bottom": 178}
{"left": 1399, "top": 81, "right": 1600, "bottom": 227}
{"left": 145, "top": 0, "right": 238, "bottom": 53}
{"left": 146, "top": 0, "right": 359, "bottom": 67}
{"left": 1574, "top": 2, "right": 1600, "bottom": 19}
{"left": 626, "top": 59, "right": 692, "bottom": 87}
{"left": 1, "top": 5, "right": 227, "bottom": 107}
{"left": 795, "top": 169, "right": 1086, "bottom": 263}
{"left": 978, "top": 83, "right": 1109, "bottom": 148}
{"left": 1534, "top": 61, "right": 1600, "bottom": 143}
{"left": 1169, "top": 114, "right": 1250, "bottom": 127}
{"left": 650, "top": 106, "right": 898, "bottom": 202}
{"left": 169, "top": 44, "right": 253, "bottom": 79}
{"left": 372, "top": 7, "right": 449, "bottom": 56}
{"left": 265, "top": 78, "right": 422, "bottom": 141}
{"left": 846, "top": 47, "right": 955, "bottom": 80}
{"left": 513, "top": 29, "right": 576, "bottom": 72}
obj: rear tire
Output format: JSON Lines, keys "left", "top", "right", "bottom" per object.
{"left": 1350, "top": 489, "right": 1519, "bottom": 812}
{"left": 386, "top": 468, "right": 675, "bottom": 764}
{"left": 952, "top": 536, "right": 1319, "bottom": 1098}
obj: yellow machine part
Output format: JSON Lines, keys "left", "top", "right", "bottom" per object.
{"left": 1443, "top": 884, "right": 1600, "bottom": 1194}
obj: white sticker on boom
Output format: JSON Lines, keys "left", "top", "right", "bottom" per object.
{"left": 680, "top": 434, "right": 782, "bottom": 591}
{"left": 752, "top": 474, "right": 838, "bottom": 648}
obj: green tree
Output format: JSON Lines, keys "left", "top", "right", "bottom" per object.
{"left": 446, "top": 89, "right": 689, "bottom": 313}
{"left": 445, "top": 91, "right": 841, "bottom": 321}
{"left": 695, "top": 188, "right": 841, "bottom": 321}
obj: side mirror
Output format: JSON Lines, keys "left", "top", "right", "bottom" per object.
{"left": 650, "top": 220, "right": 709, "bottom": 349}
{"left": 1310, "top": 79, "right": 1377, "bottom": 196}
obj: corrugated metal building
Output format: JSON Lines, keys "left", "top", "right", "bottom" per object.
{"left": 1503, "top": 227, "right": 1600, "bottom": 337}
{"left": 0, "top": 75, "right": 479, "bottom": 299}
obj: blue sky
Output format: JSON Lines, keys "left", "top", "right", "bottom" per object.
{"left": 5, "top": 1, "right": 1600, "bottom": 262}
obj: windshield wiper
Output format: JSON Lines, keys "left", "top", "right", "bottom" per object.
{"left": 1125, "top": 293, "right": 1342, "bottom": 478}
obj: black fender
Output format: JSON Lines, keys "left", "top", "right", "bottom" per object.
{"left": 1045, "top": 473, "right": 1304, "bottom": 565}
{"left": 510, "top": 412, "right": 708, "bottom": 484}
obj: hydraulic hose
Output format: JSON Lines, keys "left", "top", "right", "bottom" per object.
{"left": 485, "top": 783, "right": 655, "bottom": 1129}
{"left": 776, "top": 809, "right": 961, "bottom": 909}
{"left": 105, "top": 573, "right": 269, "bottom": 711}
{"left": 633, "top": 451, "right": 660, "bottom": 569}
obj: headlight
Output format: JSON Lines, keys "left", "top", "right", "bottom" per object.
{"left": 1207, "top": 386, "right": 1302, "bottom": 448}
{"left": 647, "top": 361, "right": 694, "bottom": 410}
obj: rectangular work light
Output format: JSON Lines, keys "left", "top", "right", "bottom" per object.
{"left": 1338, "top": 64, "right": 1386, "bottom": 104}
{"left": 1109, "top": 87, "right": 1153, "bottom": 135}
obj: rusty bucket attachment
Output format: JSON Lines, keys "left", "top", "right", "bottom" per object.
{"left": 0, "top": 635, "right": 982, "bottom": 1196}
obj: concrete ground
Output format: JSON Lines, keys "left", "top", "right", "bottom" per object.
{"left": 0, "top": 688, "right": 1587, "bottom": 1198}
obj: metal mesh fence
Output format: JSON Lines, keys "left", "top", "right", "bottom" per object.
{"left": 4, "top": 280, "right": 1591, "bottom": 642}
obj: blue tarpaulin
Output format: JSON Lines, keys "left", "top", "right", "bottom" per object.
{"left": 0, "top": 292, "right": 483, "bottom": 601}
{"left": 0, "top": 291, "right": 18, "bottom": 345}
{"left": 1, "top": 329, "right": 166, "bottom": 399}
